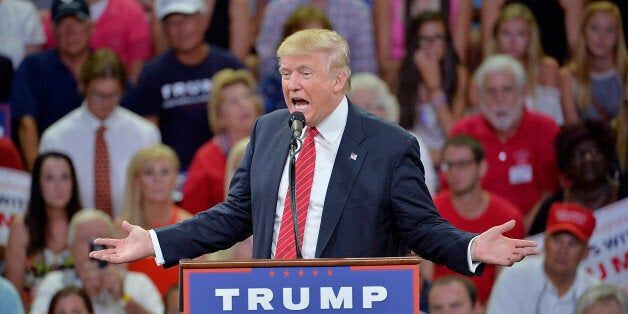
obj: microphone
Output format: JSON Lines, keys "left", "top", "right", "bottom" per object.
{"left": 288, "top": 111, "right": 306, "bottom": 140}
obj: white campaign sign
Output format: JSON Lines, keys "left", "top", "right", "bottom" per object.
{"left": 0, "top": 167, "right": 31, "bottom": 246}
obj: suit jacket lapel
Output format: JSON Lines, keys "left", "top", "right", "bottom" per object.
{"left": 315, "top": 103, "right": 366, "bottom": 257}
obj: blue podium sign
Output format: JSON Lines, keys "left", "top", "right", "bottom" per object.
{"left": 181, "top": 258, "right": 420, "bottom": 313}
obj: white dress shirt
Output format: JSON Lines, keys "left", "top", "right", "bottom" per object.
{"left": 39, "top": 102, "right": 161, "bottom": 217}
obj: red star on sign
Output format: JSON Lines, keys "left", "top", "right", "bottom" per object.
{"left": 269, "top": 270, "right": 275, "bottom": 277}
{"left": 298, "top": 269, "right": 305, "bottom": 277}
{"left": 327, "top": 269, "right": 333, "bottom": 276}
{"left": 312, "top": 269, "right": 319, "bottom": 277}
{"left": 283, "top": 269, "right": 290, "bottom": 277}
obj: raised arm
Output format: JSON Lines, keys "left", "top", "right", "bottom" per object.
{"left": 89, "top": 221, "right": 155, "bottom": 264}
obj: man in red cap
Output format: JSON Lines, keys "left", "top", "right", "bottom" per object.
{"left": 486, "top": 202, "right": 600, "bottom": 314}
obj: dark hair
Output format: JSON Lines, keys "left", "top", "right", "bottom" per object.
{"left": 281, "top": 5, "right": 333, "bottom": 40}
{"left": 396, "top": 11, "right": 459, "bottom": 130}
{"left": 80, "top": 48, "right": 126, "bottom": 93}
{"left": 430, "top": 275, "right": 478, "bottom": 306}
{"left": 555, "top": 119, "right": 617, "bottom": 173}
{"left": 442, "top": 135, "right": 485, "bottom": 162}
{"left": 25, "top": 152, "right": 81, "bottom": 255}
{"left": 48, "top": 286, "right": 93, "bottom": 314}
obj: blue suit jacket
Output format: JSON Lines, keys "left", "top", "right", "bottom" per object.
{"left": 156, "top": 102, "right": 480, "bottom": 276}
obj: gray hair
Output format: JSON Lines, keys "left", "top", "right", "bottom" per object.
{"left": 474, "top": 54, "right": 526, "bottom": 92}
{"left": 67, "top": 209, "right": 115, "bottom": 245}
{"left": 349, "top": 73, "right": 400, "bottom": 123}
{"left": 575, "top": 283, "right": 628, "bottom": 314}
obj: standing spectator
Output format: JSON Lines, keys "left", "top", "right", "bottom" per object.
{"left": 0, "top": 0, "right": 45, "bottom": 69}
{"left": 431, "top": 135, "right": 525, "bottom": 305}
{"left": 42, "top": 0, "right": 151, "bottom": 82}
{"left": 5, "top": 152, "right": 80, "bottom": 309}
{"left": 485, "top": 2, "right": 563, "bottom": 125}
{"left": 130, "top": 0, "right": 245, "bottom": 171}
{"left": 203, "top": 0, "right": 251, "bottom": 62}
{"left": 349, "top": 72, "right": 437, "bottom": 196}
{"left": 30, "top": 209, "right": 163, "bottom": 314}
{"left": 397, "top": 11, "right": 467, "bottom": 165}
{"left": 255, "top": 0, "right": 377, "bottom": 81}
{"left": 47, "top": 287, "right": 93, "bottom": 314}
{"left": 528, "top": 119, "right": 625, "bottom": 235}
{"left": 9, "top": 0, "right": 92, "bottom": 171}
{"left": 117, "top": 144, "right": 193, "bottom": 296}
{"left": 181, "top": 69, "right": 262, "bottom": 214}
{"left": 486, "top": 202, "right": 599, "bottom": 314}
{"left": 428, "top": 275, "right": 482, "bottom": 314}
{"left": 450, "top": 54, "right": 560, "bottom": 221}
{"left": 559, "top": 1, "right": 627, "bottom": 125}
{"left": 39, "top": 49, "right": 160, "bottom": 218}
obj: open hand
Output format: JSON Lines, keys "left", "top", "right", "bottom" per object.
{"left": 89, "top": 221, "right": 155, "bottom": 264}
{"left": 471, "top": 220, "right": 540, "bottom": 266}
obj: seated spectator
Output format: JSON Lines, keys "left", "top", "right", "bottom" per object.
{"left": 117, "top": 144, "right": 192, "bottom": 296}
{"left": 130, "top": 0, "right": 245, "bottom": 172}
{"left": 39, "top": 49, "right": 160, "bottom": 218}
{"left": 260, "top": 5, "right": 332, "bottom": 114}
{"left": 42, "top": 0, "right": 151, "bottom": 82}
{"left": 575, "top": 283, "right": 628, "bottom": 314}
{"left": 0, "top": 277, "right": 24, "bottom": 314}
{"left": 349, "top": 72, "right": 437, "bottom": 196}
{"left": 528, "top": 119, "right": 626, "bottom": 235}
{"left": 559, "top": 1, "right": 627, "bottom": 125}
{"left": 483, "top": 2, "right": 563, "bottom": 125}
{"left": 5, "top": 152, "right": 80, "bottom": 309}
{"left": 30, "top": 209, "right": 163, "bottom": 314}
{"left": 428, "top": 275, "right": 481, "bottom": 314}
{"left": 181, "top": 69, "right": 262, "bottom": 214}
{"left": 396, "top": 11, "right": 468, "bottom": 165}
{"left": 47, "top": 286, "right": 93, "bottom": 314}
{"left": 0, "top": 0, "right": 45, "bottom": 69}
{"left": 450, "top": 54, "right": 560, "bottom": 221}
{"left": 486, "top": 202, "right": 599, "bottom": 314}
{"left": 256, "top": 0, "right": 376, "bottom": 81}
{"left": 10, "top": 0, "right": 92, "bottom": 171}
{"left": 431, "top": 135, "right": 524, "bottom": 305}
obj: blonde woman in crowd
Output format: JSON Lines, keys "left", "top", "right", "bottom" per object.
{"left": 486, "top": 2, "right": 563, "bottom": 125}
{"left": 116, "top": 144, "right": 192, "bottom": 296}
{"left": 5, "top": 152, "right": 81, "bottom": 310}
{"left": 181, "top": 68, "right": 263, "bottom": 214}
{"left": 559, "top": 1, "right": 628, "bottom": 125}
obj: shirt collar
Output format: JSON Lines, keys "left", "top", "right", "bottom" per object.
{"left": 305, "top": 96, "right": 348, "bottom": 145}
{"left": 80, "top": 100, "right": 118, "bottom": 129}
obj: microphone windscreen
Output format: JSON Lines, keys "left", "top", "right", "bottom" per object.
{"left": 288, "top": 111, "right": 306, "bottom": 129}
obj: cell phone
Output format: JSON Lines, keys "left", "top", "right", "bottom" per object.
{"left": 89, "top": 240, "right": 108, "bottom": 268}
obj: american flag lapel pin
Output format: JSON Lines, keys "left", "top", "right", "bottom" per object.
{"left": 350, "top": 153, "right": 358, "bottom": 160}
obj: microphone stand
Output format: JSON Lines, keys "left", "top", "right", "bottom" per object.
{"left": 288, "top": 136, "right": 303, "bottom": 259}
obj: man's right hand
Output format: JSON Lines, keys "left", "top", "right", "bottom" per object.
{"left": 89, "top": 221, "right": 155, "bottom": 264}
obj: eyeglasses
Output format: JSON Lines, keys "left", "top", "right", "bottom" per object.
{"left": 572, "top": 147, "right": 601, "bottom": 160}
{"left": 418, "top": 34, "right": 445, "bottom": 45}
{"left": 87, "top": 92, "right": 122, "bottom": 104}
{"left": 440, "top": 158, "right": 476, "bottom": 172}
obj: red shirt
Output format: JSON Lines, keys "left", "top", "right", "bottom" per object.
{"left": 432, "top": 190, "right": 525, "bottom": 304}
{"left": 450, "top": 109, "right": 560, "bottom": 215}
{"left": 181, "top": 138, "right": 227, "bottom": 214}
{"left": 0, "top": 138, "right": 24, "bottom": 170}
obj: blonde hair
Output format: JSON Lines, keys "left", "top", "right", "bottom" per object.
{"left": 120, "top": 144, "right": 180, "bottom": 228}
{"left": 208, "top": 69, "right": 262, "bottom": 134}
{"left": 489, "top": 3, "right": 543, "bottom": 97}
{"left": 277, "top": 29, "right": 352, "bottom": 93}
{"left": 68, "top": 209, "right": 115, "bottom": 244}
{"left": 569, "top": 1, "right": 628, "bottom": 111}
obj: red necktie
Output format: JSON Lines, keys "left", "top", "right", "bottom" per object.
{"left": 275, "top": 127, "right": 319, "bottom": 259}
{"left": 94, "top": 125, "right": 113, "bottom": 217}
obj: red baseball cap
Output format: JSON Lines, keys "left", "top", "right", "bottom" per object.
{"left": 546, "top": 202, "right": 596, "bottom": 242}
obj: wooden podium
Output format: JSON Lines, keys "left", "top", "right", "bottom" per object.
{"left": 179, "top": 257, "right": 421, "bottom": 313}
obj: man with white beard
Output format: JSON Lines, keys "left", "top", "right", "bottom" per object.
{"left": 450, "top": 54, "right": 560, "bottom": 225}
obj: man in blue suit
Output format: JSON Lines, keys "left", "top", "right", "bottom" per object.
{"left": 90, "top": 29, "right": 538, "bottom": 276}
